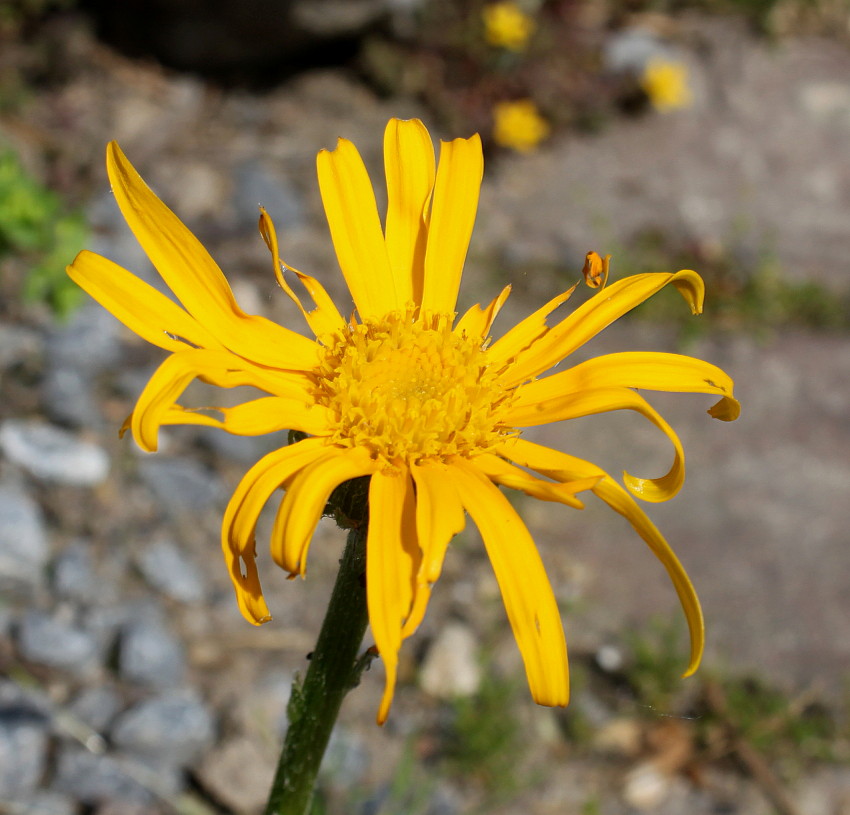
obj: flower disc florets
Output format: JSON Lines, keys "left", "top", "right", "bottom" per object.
{"left": 315, "top": 311, "right": 512, "bottom": 464}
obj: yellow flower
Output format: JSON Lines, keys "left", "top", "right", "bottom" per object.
{"left": 482, "top": 1, "right": 535, "bottom": 51}
{"left": 641, "top": 57, "right": 693, "bottom": 112}
{"left": 68, "top": 119, "right": 739, "bottom": 724}
{"left": 492, "top": 99, "right": 551, "bottom": 153}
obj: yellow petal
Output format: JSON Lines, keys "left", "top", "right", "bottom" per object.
{"left": 404, "top": 462, "right": 466, "bottom": 637}
{"left": 487, "top": 285, "right": 577, "bottom": 368}
{"left": 67, "top": 251, "right": 224, "bottom": 353}
{"left": 473, "top": 453, "right": 599, "bottom": 508}
{"left": 258, "top": 209, "right": 345, "bottom": 338}
{"left": 420, "top": 134, "right": 484, "bottom": 315}
{"left": 516, "top": 352, "right": 740, "bottom": 422}
{"left": 505, "top": 385, "right": 686, "bottom": 502}
{"left": 316, "top": 138, "right": 398, "bottom": 318}
{"left": 505, "top": 270, "right": 705, "bottom": 385}
{"left": 384, "top": 118, "right": 436, "bottom": 307}
{"left": 454, "top": 284, "right": 512, "bottom": 341}
{"left": 223, "top": 544, "right": 272, "bottom": 626}
{"left": 497, "top": 437, "right": 704, "bottom": 676}
{"left": 451, "top": 458, "right": 569, "bottom": 707}
{"left": 129, "top": 349, "right": 315, "bottom": 452}
{"left": 159, "top": 397, "right": 332, "bottom": 437}
{"left": 272, "top": 446, "right": 379, "bottom": 576}
{"left": 221, "top": 438, "right": 329, "bottom": 625}
{"left": 367, "top": 469, "right": 419, "bottom": 724}
{"left": 107, "top": 142, "right": 318, "bottom": 370}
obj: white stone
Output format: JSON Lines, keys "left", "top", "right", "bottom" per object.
{"left": 419, "top": 622, "right": 481, "bottom": 700}
{"left": 0, "top": 420, "right": 109, "bottom": 486}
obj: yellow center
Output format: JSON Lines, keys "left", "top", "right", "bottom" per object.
{"left": 315, "top": 312, "right": 513, "bottom": 464}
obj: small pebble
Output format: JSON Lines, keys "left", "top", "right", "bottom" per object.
{"left": 0, "top": 704, "right": 51, "bottom": 799}
{"left": 16, "top": 610, "right": 100, "bottom": 674}
{"left": 110, "top": 690, "right": 215, "bottom": 764}
{"left": 0, "top": 420, "right": 109, "bottom": 486}
{"left": 136, "top": 538, "right": 205, "bottom": 604}
{"left": 0, "top": 482, "right": 49, "bottom": 588}
{"left": 118, "top": 610, "right": 186, "bottom": 688}
{"left": 53, "top": 539, "right": 97, "bottom": 601}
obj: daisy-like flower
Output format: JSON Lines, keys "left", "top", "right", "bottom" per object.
{"left": 68, "top": 119, "right": 739, "bottom": 724}
{"left": 482, "top": 1, "right": 536, "bottom": 52}
{"left": 492, "top": 99, "right": 551, "bottom": 153}
{"left": 641, "top": 57, "right": 693, "bottom": 113}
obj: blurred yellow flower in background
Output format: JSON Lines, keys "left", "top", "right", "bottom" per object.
{"left": 68, "top": 118, "right": 738, "bottom": 725}
{"left": 482, "top": 1, "right": 536, "bottom": 51}
{"left": 641, "top": 57, "right": 693, "bottom": 112}
{"left": 493, "top": 99, "right": 551, "bottom": 152}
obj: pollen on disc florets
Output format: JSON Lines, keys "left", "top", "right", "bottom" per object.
{"left": 314, "top": 311, "right": 513, "bottom": 464}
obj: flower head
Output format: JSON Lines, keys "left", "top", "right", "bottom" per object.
{"left": 482, "top": 1, "right": 536, "bottom": 51}
{"left": 493, "top": 99, "right": 550, "bottom": 153}
{"left": 641, "top": 57, "right": 693, "bottom": 112}
{"left": 68, "top": 119, "right": 739, "bottom": 724}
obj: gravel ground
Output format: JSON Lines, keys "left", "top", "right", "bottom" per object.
{"left": 1, "top": 9, "right": 849, "bottom": 815}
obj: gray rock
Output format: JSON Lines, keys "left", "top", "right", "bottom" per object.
{"left": 0, "top": 323, "right": 42, "bottom": 370}
{"left": 136, "top": 538, "right": 205, "bottom": 604}
{"left": 603, "top": 27, "right": 671, "bottom": 75}
{"left": 118, "top": 610, "right": 186, "bottom": 688}
{"left": 291, "top": 0, "right": 386, "bottom": 36}
{"left": 110, "top": 690, "right": 215, "bottom": 764}
{"left": 0, "top": 482, "right": 49, "bottom": 588}
{"left": 234, "top": 161, "right": 305, "bottom": 231}
{"left": 322, "top": 727, "right": 370, "bottom": 790}
{"left": 69, "top": 686, "right": 124, "bottom": 733}
{"left": 46, "top": 302, "right": 122, "bottom": 374}
{"left": 17, "top": 610, "right": 100, "bottom": 674}
{"left": 53, "top": 539, "right": 97, "bottom": 601}
{"left": 195, "top": 735, "right": 276, "bottom": 813}
{"left": 137, "top": 456, "right": 225, "bottom": 512}
{"left": 0, "top": 419, "right": 110, "bottom": 485}
{"left": 52, "top": 746, "right": 157, "bottom": 805}
{"left": 3, "top": 791, "right": 77, "bottom": 815}
{"left": 42, "top": 366, "right": 101, "bottom": 428}
{"left": 0, "top": 704, "right": 51, "bottom": 799}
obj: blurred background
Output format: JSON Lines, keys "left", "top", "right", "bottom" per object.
{"left": 1, "top": 1, "right": 849, "bottom": 813}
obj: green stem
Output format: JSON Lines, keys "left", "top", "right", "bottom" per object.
{"left": 263, "top": 523, "right": 372, "bottom": 815}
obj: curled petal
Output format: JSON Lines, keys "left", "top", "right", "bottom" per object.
{"left": 454, "top": 285, "right": 512, "bottom": 341}
{"left": 473, "top": 453, "right": 599, "bottom": 508}
{"left": 128, "top": 349, "right": 315, "bottom": 452}
{"left": 505, "top": 386, "right": 686, "bottom": 502}
{"left": 451, "top": 458, "right": 569, "bottom": 707}
{"left": 505, "top": 270, "right": 705, "bottom": 385}
{"left": 159, "top": 398, "right": 332, "bottom": 437}
{"left": 497, "top": 437, "right": 704, "bottom": 676}
{"left": 272, "top": 446, "right": 379, "bottom": 576}
{"left": 221, "top": 438, "right": 329, "bottom": 625}
{"left": 517, "top": 352, "right": 740, "bottom": 422}
{"left": 258, "top": 209, "right": 345, "bottom": 338}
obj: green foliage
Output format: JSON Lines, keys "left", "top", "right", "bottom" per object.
{"left": 620, "top": 617, "right": 691, "bottom": 712}
{"left": 717, "top": 676, "right": 843, "bottom": 763}
{"left": 0, "top": 147, "right": 86, "bottom": 317}
{"left": 440, "top": 671, "right": 524, "bottom": 795}
{"left": 609, "top": 227, "right": 850, "bottom": 338}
